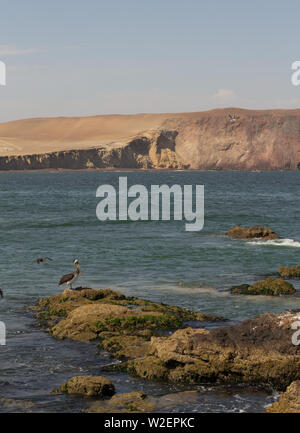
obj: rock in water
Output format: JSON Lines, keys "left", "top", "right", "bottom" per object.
{"left": 88, "top": 392, "right": 156, "bottom": 413}
{"left": 32, "top": 288, "right": 224, "bottom": 358}
{"left": 266, "top": 381, "right": 300, "bottom": 413}
{"left": 226, "top": 225, "right": 279, "bottom": 239}
{"left": 58, "top": 376, "right": 115, "bottom": 397}
{"left": 230, "top": 278, "right": 296, "bottom": 296}
{"left": 114, "top": 310, "right": 300, "bottom": 390}
{"left": 278, "top": 266, "right": 300, "bottom": 278}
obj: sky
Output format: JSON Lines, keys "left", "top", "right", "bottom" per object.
{"left": 0, "top": 0, "right": 300, "bottom": 121}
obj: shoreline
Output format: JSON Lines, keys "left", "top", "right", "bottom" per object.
{"left": 29, "top": 287, "right": 300, "bottom": 413}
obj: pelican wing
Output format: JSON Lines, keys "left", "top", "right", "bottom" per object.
{"left": 59, "top": 272, "right": 75, "bottom": 286}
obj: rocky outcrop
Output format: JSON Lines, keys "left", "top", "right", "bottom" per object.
{"left": 2, "top": 108, "right": 300, "bottom": 170}
{"left": 113, "top": 310, "right": 300, "bottom": 390}
{"left": 266, "top": 381, "right": 300, "bottom": 413}
{"left": 32, "top": 288, "right": 224, "bottom": 358}
{"left": 278, "top": 266, "right": 300, "bottom": 278}
{"left": 230, "top": 278, "right": 296, "bottom": 296}
{"left": 226, "top": 225, "right": 279, "bottom": 240}
{"left": 57, "top": 376, "right": 115, "bottom": 397}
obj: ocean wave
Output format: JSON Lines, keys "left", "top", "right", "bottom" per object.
{"left": 247, "top": 238, "right": 300, "bottom": 248}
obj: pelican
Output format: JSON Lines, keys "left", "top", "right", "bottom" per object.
{"left": 0, "top": 289, "right": 3, "bottom": 298}
{"left": 36, "top": 257, "right": 52, "bottom": 264}
{"left": 58, "top": 259, "right": 82, "bottom": 289}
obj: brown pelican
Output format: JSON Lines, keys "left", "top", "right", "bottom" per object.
{"left": 58, "top": 259, "right": 82, "bottom": 289}
{"left": 36, "top": 257, "right": 52, "bottom": 264}
{"left": 0, "top": 289, "right": 3, "bottom": 298}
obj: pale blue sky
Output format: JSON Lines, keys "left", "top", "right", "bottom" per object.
{"left": 0, "top": 0, "right": 299, "bottom": 121}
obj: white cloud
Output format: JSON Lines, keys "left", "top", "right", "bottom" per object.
{"left": 212, "top": 88, "right": 236, "bottom": 104}
{"left": 0, "top": 45, "right": 43, "bottom": 56}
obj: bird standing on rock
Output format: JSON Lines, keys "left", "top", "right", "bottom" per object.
{"left": 58, "top": 259, "right": 82, "bottom": 289}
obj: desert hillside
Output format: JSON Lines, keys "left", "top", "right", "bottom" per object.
{"left": 0, "top": 108, "right": 300, "bottom": 170}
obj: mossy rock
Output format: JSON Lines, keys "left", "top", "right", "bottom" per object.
{"left": 57, "top": 376, "right": 115, "bottom": 397}
{"left": 98, "top": 334, "right": 150, "bottom": 359}
{"left": 278, "top": 266, "right": 300, "bottom": 278}
{"left": 87, "top": 392, "right": 156, "bottom": 413}
{"left": 266, "top": 381, "right": 300, "bottom": 413}
{"left": 113, "top": 311, "right": 300, "bottom": 390}
{"left": 231, "top": 278, "right": 296, "bottom": 296}
{"left": 32, "top": 288, "right": 225, "bottom": 358}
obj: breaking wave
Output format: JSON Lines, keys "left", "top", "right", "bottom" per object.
{"left": 247, "top": 238, "right": 300, "bottom": 248}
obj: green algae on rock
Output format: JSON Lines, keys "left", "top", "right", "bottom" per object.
{"left": 230, "top": 278, "right": 296, "bottom": 296}
{"left": 110, "top": 310, "right": 300, "bottom": 390}
{"left": 278, "top": 266, "right": 300, "bottom": 278}
{"left": 57, "top": 376, "right": 115, "bottom": 397}
{"left": 88, "top": 392, "right": 156, "bottom": 413}
{"left": 32, "top": 288, "right": 225, "bottom": 359}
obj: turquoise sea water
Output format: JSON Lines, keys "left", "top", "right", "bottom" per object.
{"left": 0, "top": 171, "right": 300, "bottom": 412}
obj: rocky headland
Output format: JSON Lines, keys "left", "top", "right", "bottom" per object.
{"left": 2, "top": 108, "right": 300, "bottom": 170}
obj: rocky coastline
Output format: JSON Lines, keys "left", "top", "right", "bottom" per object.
{"left": 2, "top": 108, "right": 300, "bottom": 171}
{"left": 30, "top": 286, "right": 300, "bottom": 413}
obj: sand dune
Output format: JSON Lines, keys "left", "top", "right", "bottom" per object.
{"left": 0, "top": 113, "right": 173, "bottom": 156}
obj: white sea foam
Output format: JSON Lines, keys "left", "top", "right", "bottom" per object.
{"left": 247, "top": 238, "right": 300, "bottom": 248}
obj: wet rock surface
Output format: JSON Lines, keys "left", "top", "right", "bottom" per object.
{"left": 230, "top": 278, "right": 296, "bottom": 296}
{"left": 226, "top": 225, "right": 279, "bottom": 240}
{"left": 57, "top": 375, "right": 115, "bottom": 397}
{"left": 87, "top": 390, "right": 201, "bottom": 413}
{"left": 112, "top": 310, "right": 300, "bottom": 390}
{"left": 87, "top": 392, "right": 156, "bottom": 413}
{"left": 278, "top": 266, "right": 300, "bottom": 278}
{"left": 32, "top": 288, "right": 224, "bottom": 359}
{"left": 266, "top": 380, "right": 300, "bottom": 413}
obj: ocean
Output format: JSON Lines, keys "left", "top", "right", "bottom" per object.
{"left": 0, "top": 170, "right": 300, "bottom": 412}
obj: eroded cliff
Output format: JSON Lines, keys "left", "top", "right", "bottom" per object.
{"left": 0, "top": 108, "right": 300, "bottom": 170}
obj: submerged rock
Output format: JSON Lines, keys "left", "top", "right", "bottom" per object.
{"left": 87, "top": 390, "right": 200, "bottom": 413}
{"left": 230, "top": 278, "right": 296, "bottom": 296}
{"left": 266, "top": 381, "right": 300, "bottom": 413}
{"left": 58, "top": 376, "right": 115, "bottom": 397}
{"left": 32, "top": 288, "right": 224, "bottom": 358}
{"left": 278, "top": 266, "right": 300, "bottom": 278}
{"left": 88, "top": 392, "right": 156, "bottom": 413}
{"left": 112, "top": 310, "right": 300, "bottom": 390}
{"left": 226, "top": 225, "right": 279, "bottom": 240}
{"left": 0, "top": 398, "right": 35, "bottom": 412}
